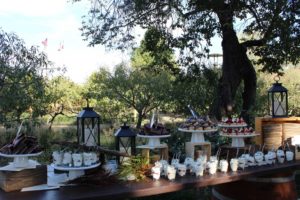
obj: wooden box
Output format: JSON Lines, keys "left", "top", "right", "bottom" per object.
{"left": 185, "top": 142, "right": 211, "bottom": 160}
{"left": 140, "top": 146, "right": 169, "bottom": 164}
{"left": 0, "top": 165, "right": 47, "bottom": 192}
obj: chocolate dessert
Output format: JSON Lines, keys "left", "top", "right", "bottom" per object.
{"left": 140, "top": 123, "right": 170, "bottom": 135}
{"left": 0, "top": 133, "right": 42, "bottom": 154}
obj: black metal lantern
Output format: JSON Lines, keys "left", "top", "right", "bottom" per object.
{"left": 77, "top": 100, "right": 100, "bottom": 146}
{"left": 268, "top": 77, "right": 288, "bottom": 118}
{"left": 115, "top": 123, "right": 136, "bottom": 164}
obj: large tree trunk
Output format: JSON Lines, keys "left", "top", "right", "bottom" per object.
{"left": 211, "top": 6, "right": 257, "bottom": 123}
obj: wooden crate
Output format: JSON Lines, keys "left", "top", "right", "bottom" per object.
{"left": 283, "top": 123, "right": 300, "bottom": 141}
{"left": 139, "top": 146, "right": 169, "bottom": 164}
{"left": 185, "top": 142, "right": 211, "bottom": 160}
{"left": 255, "top": 117, "right": 300, "bottom": 150}
{"left": 0, "top": 165, "right": 47, "bottom": 192}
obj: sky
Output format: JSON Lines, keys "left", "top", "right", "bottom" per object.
{"left": 0, "top": 0, "right": 222, "bottom": 84}
{"left": 0, "top": 0, "right": 130, "bottom": 84}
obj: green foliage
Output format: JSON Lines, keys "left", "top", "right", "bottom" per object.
{"left": 171, "top": 66, "right": 220, "bottom": 115}
{"left": 87, "top": 64, "right": 173, "bottom": 127}
{"left": 131, "top": 27, "right": 179, "bottom": 75}
{"left": 46, "top": 76, "right": 84, "bottom": 128}
{"left": 85, "top": 69, "right": 131, "bottom": 123}
{"left": 118, "top": 155, "right": 150, "bottom": 181}
{"left": 0, "top": 29, "right": 51, "bottom": 125}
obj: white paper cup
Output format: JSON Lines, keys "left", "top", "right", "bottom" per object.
{"left": 184, "top": 157, "right": 194, "bottom": 172}
{"left": 90, "top": 152, "right": 99, "bottom": 164}
{"left": 62, "top": 152, "right": 72, "bottom": 166}
{"left": 72, "top": 153, "right": 83, "bottom": 167}
{"left": 151, "top": 166, "right": 161, "bottom": 180}
{"left": 254, "top": 152, "right": 264, "bottom": 163}
{"left": 52, "top": 151, "right": 63, "bottom": 165}
{"left": 230, "top": 158, "right": 238, "bottom": 172}
{"left": 83, "top": 152, "right": 93, "bottom": 166}
{"left": 177, "top": 164, "right": 187, "bottom": 177}
{"left": 219, "top": 160, "right": 228, "bottom": 172}
{"left": 208, "top": 161, "right": 217, "bottom": 175}
{"left": 167, "top": 165, "right": 176, "bottom": 180}
{"left": 277, "top": 150, "right": 285, "bottom": 164}
{"left": 193, "top": 164, "right": 204, "bottom": 177}
{"left": 286, "top": 151, "right": 294, "bottom": 161}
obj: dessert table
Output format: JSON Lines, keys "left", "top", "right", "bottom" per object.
{"left": 1, "top": 161, "right": 300, "bottom": 200}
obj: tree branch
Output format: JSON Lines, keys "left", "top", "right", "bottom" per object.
{"left": 263, "top": 2, "right": 286, "bottom": 40}
{"left": 241, "top": 39, "right": 266, "bottom": 47}
{"left": 244, "top": 3, "right": 264, "bottom": 30}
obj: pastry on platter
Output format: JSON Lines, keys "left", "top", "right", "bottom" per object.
{"left": 180, "top": 116, "right": 217, "bottom": 131}
{"left": 141, "top": 123, "right": 170, "bottom": 135}
{"left": 0, "top": 133, "right": 42, "bottom": 154}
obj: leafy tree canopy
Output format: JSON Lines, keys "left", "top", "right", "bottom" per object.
{"left": 77, "top": 0, "right": 300, "bottom": 121}
{"left": 0, "top": 29, "right": 50, "bottom": 125}
{"left": 131, "top": 27, "right": 179, "bottom": 75}
{"left": 79, "top": 0, "right": 300, "bottom": 73}
{"left": 46, "top": 76, "right": 84, "bottom": 129}
{"left": 87, "top": 63, "right": 173, "bottom": 128}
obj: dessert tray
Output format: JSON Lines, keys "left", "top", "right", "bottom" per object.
{"left": 137, "top": 134, "right": 170, "bottom": 148}
{"left": 0, "top": 151, "right": 43, "bottom": 168}
{"left": 51, "top": 162, "right": 101, "bottom": 180}
{"left": 178, "top": 128, "right": 218, "bottom": 133}
{"left": 217, "top": 124, "right": 247, "bottom": 128}
{"left": 219, "top": 133, "right": 260, "bottom": 148}
{"left": 178, "top": 128, "right": 217, "bottom": 143}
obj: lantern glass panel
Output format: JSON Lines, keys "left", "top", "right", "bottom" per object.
{"left": 119, "top": 137, "right": 132, "bottom": 155}
{"left": 273, "top": 92, "right": 287, "bottom": 116}
{"left": 78, "top": 117, "right": 99, "bottom": 146}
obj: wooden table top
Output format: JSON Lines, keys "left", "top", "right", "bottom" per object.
{"left": 1, "top": 161, "right": 300, "bottom": 200}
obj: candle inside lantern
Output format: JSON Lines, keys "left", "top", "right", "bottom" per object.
{"left": 84, "top": 128, "right": 96, "bottom": 146}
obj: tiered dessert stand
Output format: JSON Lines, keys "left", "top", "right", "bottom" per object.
{"left": 137, "top": 134, "right": 170, "bottom": 162}
{"left": 178, "top": 128, "right": 217, "bottom": 159}
{"left": 0, "top": 152, "right": 43, "bottom": 168}
{"left": 218, "top": 124, "right": 259, "bottom": 148}
{"left": 51, "top": 162, "right": 101, "bottom": 180}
